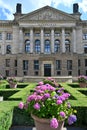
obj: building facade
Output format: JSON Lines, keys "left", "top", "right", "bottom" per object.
{"left": 0, "top": 3, "right": 87, "bottom": 77}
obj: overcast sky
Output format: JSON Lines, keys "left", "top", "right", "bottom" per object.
{"left": 0, "top": 0, "right": 87, "bottom": 20}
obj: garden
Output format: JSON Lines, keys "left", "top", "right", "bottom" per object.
{"left": 0, "top": 76, "right": 87, "bottom": 130}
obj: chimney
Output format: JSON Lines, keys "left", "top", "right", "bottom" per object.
{"left": 16, "top": 3, "right": 22, "bottom": 14}
{"left": 73, "top": 3, "right": 79, "bottom": 13}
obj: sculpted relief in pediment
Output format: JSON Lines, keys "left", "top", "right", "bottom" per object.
{"left": 21, "top": 8, "right": 74, "bottom": 21}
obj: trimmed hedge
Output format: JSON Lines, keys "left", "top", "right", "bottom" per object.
{"left": 0, "top": 82, "right": 87, "bottom": 129}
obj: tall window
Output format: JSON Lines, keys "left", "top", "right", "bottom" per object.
{"left": 35, "top": 39, "right": 40, "bottom": 53}
{"left": 65, "top": 39, "right": 70, "bottom": 52}
{"left": 6, "top": 59, "right": 10, "bottom": 67}
{"left": 6, "top": 33, "right": 12, "bottom": 40}
{"left": 6, "top": 45, "right": 11, "bottom": 54}
{"left": 25, "top": 40, "right": 30, "bottom": 53}
{"left": 44, "top": 40, "right": 50, "bottom": 53}
{"left": 78, "top": 59, "right": 81, "bottom": 67}
{"left": 84, "top": 45, "right": 87, "bottom": 53}
{"left": 83, "top": 33, "right": 87, "bottom": 40}
{"left": 34, "top": 60, "right": 39, "bottom": 70}
{"left": 56, "top": 60, "right": 61, "bottom": 70}
{"left": 54, "top": 40, "right": 60, "bottom": 52}
{"left": 0, "top": 33, "right": 2, "bottom": 40}
{"left": 85, "top": 59, "right": 87, "bottom": 66}
{"left": 23, "top": 60, "right": 28, "bottom": 70}
{"left": 67, "top": 60, "right": 72, "bottom": 70}
{"left": 14, "top": 60, "right": 17, "bottom": 67}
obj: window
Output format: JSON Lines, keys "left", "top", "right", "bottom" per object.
{"left": 5, "top": 70, "right": 9, "bottom": 76}
{"left": 65, "top": 32, "right": 70, "bottom": 37}
{"left": 78, "top": 59, "right": 81, "bottom": 67}
{"left": 25, "top": 40, "right": 30, "bottom": 53}
{"left": 35, "top": 33, "right": 40, "bottom": 37}
{"left": 85, "top": 59, "right": 87, "bottom": 66}
{"left": 84, "top": 45, "right": 87, "bottom": 53}
{"left": 83, "top": 33, "right": 87, "bottom": 40}
{"left": 15, "top": 70, "right": 17, "bottom": 76}
{"left": 23, "top": 71, "right": 28, "bottom": 76}
{"left": 6, "top": 45, "right": 11, "bottom": 54}
{"left": 57, "top": 71, "right": 61, "bottom": 76}
{"left": 25, "top": 33, "right": 30, "bottom": 36}
{"left": 78, "top": 70, "right": 80, "bottom": 76}
{"left": 6, "top": 59, "right": 10, "bottom": 67}
{"left": 68, "top": 71, "right": 72, "bottom": 76}
{"left": 34, "top": 71, "right": 39, "bottom": 76}
{"left": 67, "top": 60, "right": 72, "bottom": 70}
{"left": 65, "top": 39, "right": 70, "bottom": 52}
{"left": 54, "top": 40, "right": 60, "bottom": 52}
{"left": 55, "top": 32, "right": 60, "bottom": 37}
{"left": 0, "top": 33, "right": 2, "bottom": 40}
{"left": 44, "top": 33, "right": 50, "bottom": 37}
{"left": 44, "top": 40, "right": 50, "bottom": 53}
{"left": 35, "top": 40, "right": 41, "bottom": 53}
{"left": 6, "top": 33, "right": 12, "bottom": 40}
{"left": 56, "top": 60, "right": 61, "bottom": 70}
{"left": 34, "top": 60, "right": 39, "bottom": 70}
{"left": 14, "top": 60, "right": 17, "bottom": 67}
{"left": 23, "top": 60, "right": 28, "bottom": 70}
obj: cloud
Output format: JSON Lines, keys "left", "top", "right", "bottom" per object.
{"left": 0, "top": 0, "right": 87, "bottom": 20}
{"left": 79, "top": 0, "right": 87, "bottom": 13}
{"left": 0, "top": 0, "right": 14, "bottom": 20}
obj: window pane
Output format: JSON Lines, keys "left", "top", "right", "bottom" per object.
{"left": 23, "top": 60, "right": 28, "bottom": 70}
{"left": 6, "top": 45, "right": 11, "bottom": 54}
{"left": 35, "top": 40, "right": 41, "bottom": 53}
{"left": 56, "top": 60, "right": 61, "bottom": 70}
{"left": 6, "top": 59, "right": 10, "bottom": 67}
{"left": 34, "top": 60, "right": 39, "bottom": 70}
{"left": 44, "top": 40, "right": 50, "bottom": 53}
{"left": 67, "top": 60, "right": 72, "bottom": 70}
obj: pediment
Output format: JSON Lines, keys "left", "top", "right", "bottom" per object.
{"left": 18, "top": 6, "right": 76, "bottom": 21}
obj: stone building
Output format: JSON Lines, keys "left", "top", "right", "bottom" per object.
{"left": 0, "top": 3, "right": 87, "bottom": 78}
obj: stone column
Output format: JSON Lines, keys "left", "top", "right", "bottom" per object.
{"left": 51, "top": 28, "right": 54, "bottom": 53}
{"left": 2, "top": 31, "right": 6, "bottom": 54}
{"left": 72, "top": 28, "right": 76, "bottom": 53}
{"left": 62, "top": 28, "right": 65, "bottom": 53}
{"left": 19, "top": 28, "right": 24, "bottom": 53}
{"left": 30, "top": 28, "right": 33, "bottom": 53}
{"left": 41, "top": 28, "right": 44, "bottom": 53}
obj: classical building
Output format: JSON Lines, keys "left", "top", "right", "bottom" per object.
{"left": 0, "top": 3, "right": 87, "bottom": 78}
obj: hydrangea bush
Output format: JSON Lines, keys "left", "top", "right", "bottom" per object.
{"left": 18, "top": 78, "right": 77, "bottom": 129}
{"left": 78, "top": 75, "right": 87, "bottom": 83}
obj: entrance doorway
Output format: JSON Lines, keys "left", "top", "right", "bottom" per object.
{"left": 44, "top": 64, "right": 51, "bottom": 76}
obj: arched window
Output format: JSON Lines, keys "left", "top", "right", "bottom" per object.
{"left": 44, "top": 40, "right": 50, "bottom": 53}
{"left": 35, "top": 39, "right": 40, "bottom": 53}
{"left": 54, "top": 39, "right": 60, "bottom": 52}
{"left": 6, "top": 45, "right": 11, "bottom": 54}
{"left": 65, "top": 39, "right": 70, "bottom": 52}
{"left": 25, "top": 40, "right": 30, "bottom": 53}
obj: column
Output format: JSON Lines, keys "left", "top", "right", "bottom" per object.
{"left": 30, "top": 28, "right": 33, "bottom": 53}
{"left": 2, "top": 31, "right": 6, "bottom": 54}
{"left": 41, "top": 28, "right": 44, "bottom": 53}
{"left": 19, "top": 28, "right": 24, "bottom": 53}
{"left": 51, "top": 28, "right": 54, "bottom": 53}
{"left": 62, "top": 28, "right": 65, "bottom": 53}
{"left": 72, "top": 28, "right": 76, "bottom": 53}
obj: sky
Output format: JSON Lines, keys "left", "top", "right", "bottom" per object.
{"left": 0, "top": 0, "right": 87, "bottom": 20}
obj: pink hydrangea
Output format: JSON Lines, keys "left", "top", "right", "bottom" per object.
{"left": 18, "top": 102, "right": 24, "bottom": 109}
{"left": 50, "top": 118, "right": 58, "bottom": 128}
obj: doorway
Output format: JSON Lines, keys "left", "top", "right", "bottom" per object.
{"left": 44, "top": 64, "right": 51, "bottom": 76}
